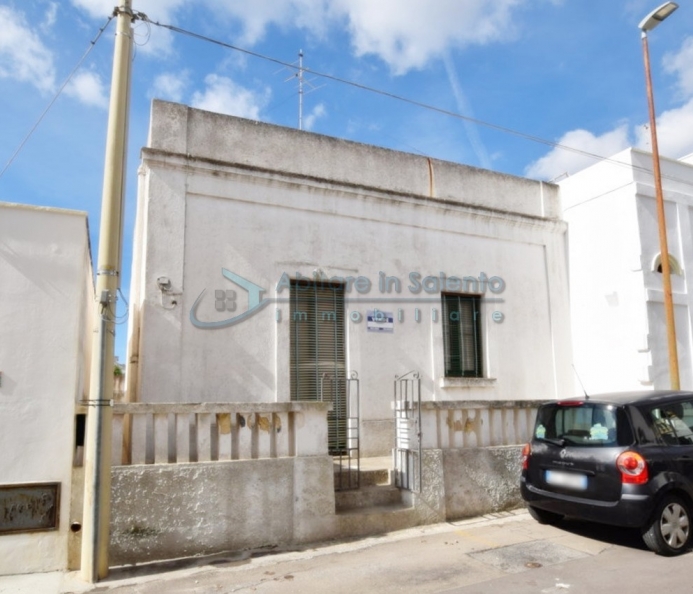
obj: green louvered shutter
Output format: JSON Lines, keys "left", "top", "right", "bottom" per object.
{"left": 290, "top": 281, "right": 346, "bottom": 453}
{"left": 442, "top": 293, "right": 482, "bottom": 377}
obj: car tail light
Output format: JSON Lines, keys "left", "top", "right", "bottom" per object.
{"left": 557, "top": 400, "right": 584, "bottom": 407}
{"left": 521, "top": 443, "right": 531, "bottom": 470}
{"left": 616, "top": 451, "right": 649, "bottom": 484}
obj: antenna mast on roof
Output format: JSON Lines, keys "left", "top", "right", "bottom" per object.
{"left": 279, "top": 50, "right": 325, "bottom": 131}
{"left": 298, "top": 49, "right": 304, "bottom": 130}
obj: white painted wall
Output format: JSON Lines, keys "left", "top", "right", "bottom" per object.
{"left": 128, "top": 100, "right": 574, "bottom": 455}
{"left": 560, "top": 148, "right": 693, "bottom": 393}
{"left": 0, "top": 203, "right": 93, "bottom": 575}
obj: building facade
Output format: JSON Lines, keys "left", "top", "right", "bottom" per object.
{"left": 0, "top": 203, "right": 93, "bottom": 575}
{"left": 560, "top": 148, "right": 693, "bottom": 393}
{"left": 126, "top": 100, "right": 574, "bottom": 457}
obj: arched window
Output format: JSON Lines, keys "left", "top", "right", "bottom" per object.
{"left": 652, "top": 253, "right": 683, "bottom": 276}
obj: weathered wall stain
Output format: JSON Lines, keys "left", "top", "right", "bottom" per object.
{"left": 217, "top": 413, "right": 232, "bottom": 435}
{"left": 257, "top": 416, "right": 271, "bottom": 433}
{"left": 445, "top": 415, "right": 483, "bottom": 434}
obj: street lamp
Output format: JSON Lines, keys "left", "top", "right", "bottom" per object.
{"left": 639, "top": 2, "right": 680, "bottom": 389}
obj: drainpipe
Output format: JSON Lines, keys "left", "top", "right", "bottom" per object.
{"left": 81, "top": 1, "right": 134, "bottom": 582}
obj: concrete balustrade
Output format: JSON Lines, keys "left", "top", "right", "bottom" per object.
{"left": 419, "top": 400, "right": 547, "bottom": 449}
{"left": 106, "top": 402, "right": 332, "bottom": 466}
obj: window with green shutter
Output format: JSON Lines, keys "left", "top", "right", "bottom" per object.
{"left": 441, "top": 293, "right": 483, "bottom": 378}
{"left": 290, "top": 280, "right": 347, "bottom": 453}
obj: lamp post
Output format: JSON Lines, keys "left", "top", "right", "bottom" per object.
{"left": 639, "top": 2, "right": 680, "bottom": 390}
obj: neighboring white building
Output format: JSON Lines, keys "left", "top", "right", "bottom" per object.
{"left": 0, "top": 203, "right": 93, "bottom": 575}
{"left": 126, "top": 100, "right": 574, "bottom": 457}
{"left": 560, "top": 148, "right": 693, "bottom": 394}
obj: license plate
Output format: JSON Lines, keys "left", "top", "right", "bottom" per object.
{"left": 545, "top": 470, "right": 588, "bottom": 490}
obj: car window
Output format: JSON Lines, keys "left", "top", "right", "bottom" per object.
{"left": 534, "top": 403, "right": 628, "bottom": 446}
{"left": 650, "top": 400, "right": 693, "bottom": 446}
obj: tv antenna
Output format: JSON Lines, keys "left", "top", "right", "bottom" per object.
{"left": 278, "top": 49, "right": 325, "bottom": 130}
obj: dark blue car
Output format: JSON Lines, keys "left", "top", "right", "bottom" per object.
{"left": 521, "top": 390, "right": 693, "bottom": 555}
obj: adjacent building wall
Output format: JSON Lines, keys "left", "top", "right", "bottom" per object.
{"left": 128, "top": 100, "right": 574, "bottom": 456}
{"left": 0, "top": 203, "right": 93, "bottom": 575}
{"left": 560, "top": 148, "right": 693, "bottom": 392}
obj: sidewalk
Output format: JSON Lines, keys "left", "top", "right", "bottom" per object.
{"left": 0, "top": 508, "right": 674, "bottom": 593}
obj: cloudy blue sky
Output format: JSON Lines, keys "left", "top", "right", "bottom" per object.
{"left": 2, "top": 0, "right": 693, "bottom": 359}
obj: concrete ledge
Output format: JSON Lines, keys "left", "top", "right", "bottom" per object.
{"left": 421, "top": 400, "right": 550, "bottom": 410}
{"left": 111, "top": 402, "right": 333, "bottom": 414}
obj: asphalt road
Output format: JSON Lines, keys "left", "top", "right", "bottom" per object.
{"left": 5, "top": 509, "right": 693, "bottom": 593}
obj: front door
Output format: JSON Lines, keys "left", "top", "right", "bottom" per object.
{"left": 289, "top": 280, "right": 346, "bottom": 453}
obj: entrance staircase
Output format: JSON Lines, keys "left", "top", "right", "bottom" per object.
{"left": 333, "top": 456, "right": 420, "bottom": 538}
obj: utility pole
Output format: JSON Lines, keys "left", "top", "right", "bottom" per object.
{"left": 81, "top": 1, "right": 134, "bottom": 582}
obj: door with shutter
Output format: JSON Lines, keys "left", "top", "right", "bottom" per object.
{"left": 290, "top": 281, "right": 347, "bottom": 454}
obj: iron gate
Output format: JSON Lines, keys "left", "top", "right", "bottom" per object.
{"left": 393, "top": 371, "right": 422, "bottom": 492}
{"left": 321, "top": 371, "right": 360, "bottom": 490}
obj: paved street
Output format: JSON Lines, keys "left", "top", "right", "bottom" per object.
{"left": 3, "top": 509, "right": 693, "bottom": 594}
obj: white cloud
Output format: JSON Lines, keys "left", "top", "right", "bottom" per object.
{"left": 527, "top": 35, "right": 693, "bottom": 180}
{"left": 65, "top": 71, "right": 109, "bottom": 109}
{"left": 198, "top": 0, "right": 334, "bottom": 46}
{"left": 42, "top": 2, "right": 59, "bottom": 31}
{"left": 304, "top": 103, "right": 327, "bottom": 130}
{"left": 191, "top": 74, "right": 270, "bottom": 120}
{"left": 198, "top": 0, "right": 526, "bottom": 74}
{"left": 525, "top": 126, "right": 631, "bottom": 180}
{"left": 664, "top": 37, "right": 693, "bottom": 101}
{"left": 72, "top": 0, "right": 530, "bottom": 73}
{"left": 150, "top": 72, "right": 189, "bottom": 103}
{"left": 0, "top": 6, "right": 56, "bottom": 92}
{"left": 635, "top": 99, "right": 693, "bottom": 160}
{"left": 335, "top": 0, "right": 523, "bottom": 74}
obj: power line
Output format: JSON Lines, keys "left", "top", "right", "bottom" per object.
{"left": 138, "top": 15, "right": 693, "bottom": 188}
{"left": 0, "top": 16, "right": 114, "bottom": 181}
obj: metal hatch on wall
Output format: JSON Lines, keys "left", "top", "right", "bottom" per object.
{"left": 394, "top": 371, "right": 422, "bottom": 492}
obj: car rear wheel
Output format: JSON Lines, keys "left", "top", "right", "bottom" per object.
{"left": 642, "top": 495, "right": 692, "bottom": 556}
{"left": 527, "top": 505, "right": 563, "bottom": 525}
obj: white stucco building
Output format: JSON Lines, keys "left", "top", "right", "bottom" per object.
{"left": 560, "top": 148, "right": 693, "bottom": 393}
{"left": 126, "top": 100, "right": 574, "bottom": 457}
{"left": 0, "top": 203, "right": 93, "bottom": 575}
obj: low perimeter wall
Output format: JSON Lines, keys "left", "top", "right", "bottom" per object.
{"left": 109, "top": 457, "right": 335, "bottom": 565}
{"left": 68, "top": 400, "right": 532, "bottom": 567}
{"left": 98, "top": 445, "right": 522, "bottom": 566}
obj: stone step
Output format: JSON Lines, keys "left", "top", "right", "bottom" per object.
{"left": 335, "top": 484, "right": 404, "bottom": 512}
{"left": 333, "top": 467, "right": 391, "bottom": 489}
{"left": 335, "top": 504, "right": 422, "bottom": 539}
{"left": 333, "top": 455, "right": 392, "bottom": 489}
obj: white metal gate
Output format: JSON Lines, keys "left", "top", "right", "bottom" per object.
{"left": 393, "top": 371, "right": 421, "bottom": 492}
